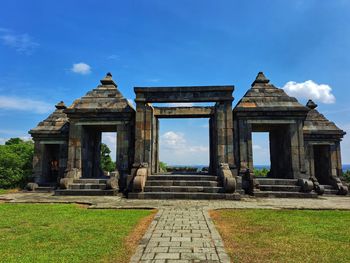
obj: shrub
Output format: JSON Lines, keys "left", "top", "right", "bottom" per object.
{"left": 254, "top": 168, "right": 269, "bottom": 177}
{"left": 0, "top": 138, "right": 34, "bottom": 189}
{"left": 159, "top": 162, "right": 167, "bottom": 172}
{"left": 343, "top": 170, "right": 350, "bottom": 183}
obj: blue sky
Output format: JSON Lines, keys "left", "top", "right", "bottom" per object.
{"left": 0, "top": 0, "right": 350, "bottom": 165}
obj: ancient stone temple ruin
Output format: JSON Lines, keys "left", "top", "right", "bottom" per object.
{"left": 28, "top": 72, "right": 348, "bottom": 198}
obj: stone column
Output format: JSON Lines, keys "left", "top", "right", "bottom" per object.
{"left": 32, "top": 140, "right": 44, "bottom": 184}
{"left": 134, "top": 102, "right": 154, "bottom": 174}
{"left": 58, "top": 142, "right": 68, "bottom": 180}
{"left": 66, "top": 121, "right": 83, "bottom": 179}
{"left": 215, "top": 102, "right": 235, "bottom": 175}
{"left": 289, "top": 121, "right": 307, "bottom": 179}
{"left": 237, "top": 119, "right": 253, "bottom": 174}
{"left": 117, "top": 122, "right": 131, "bottom": 175}
{"left": 304, "top": 142, "right": 315, "bottom": 179}
{"left": 335, "top": 141, "right": 343, "bottom": 177}
{"left": 330, "top": 143, "right": 339, "bottom": 177}
{"left": 209, "top": 117, "right": 215, "bottom": 174}
{"left": 151, "top": 117, "right": 159, "bottom": 174}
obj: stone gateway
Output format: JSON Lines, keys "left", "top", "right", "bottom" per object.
{"left": 28, "top": 72, "right": 348, "bottom": 198}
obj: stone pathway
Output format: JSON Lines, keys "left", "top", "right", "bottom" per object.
{"left": 130, "top": 208, "right": 230, "bottom": 263}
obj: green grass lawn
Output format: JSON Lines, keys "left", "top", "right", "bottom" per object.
{"left": 0, "top": 204, "right": 154, "bottom": 263}
{"left": 210, "top": 209, "right": 350, "bottom": 263}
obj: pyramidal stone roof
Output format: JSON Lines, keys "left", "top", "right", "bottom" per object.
{"left": 303, "top": 99, "right": 345, "bottom": 136}
{"left": 234, "top": 72, "right": 309, "bottom": 113}
{"left": 65, "top": 73, "right": 134, "bottom": 114}
{"left": 29, "top": 101, "right": 69, "bottom": 136}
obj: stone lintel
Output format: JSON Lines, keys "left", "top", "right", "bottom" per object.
{"left": 134, "top": 85, "right": 234, "bottom": 103}
{"left": 247, "top": 119, "right": 296, "bottom": 124}
{"left": 39, "top": 140, "right": 66, "bottom": 145}
{"left": 75, "top": 121, "right": 125, "bottom": 126}
{"left": 154, "top": 106, "right": 214, "bottom": 118}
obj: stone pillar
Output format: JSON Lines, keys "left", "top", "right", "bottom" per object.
{"left": 117, "top": 122, "right": 131, "bottom": 175}
{"left": 93, "top": 131, "right": 102, "bottom": 178}
{"left": 58, "top": 142, "right": 68, "bottom": 180}
{"left": 32, "top": 140, "right": 44, "bottom": 184}
{"left": 330, "top": 143, "right": 338, "bottom": 177}
{"left": 151, "top": 117, "right": 159, "bottom": 174}
{"left": 335, "top": 141, "right": 343, "bottom": 177}
{"left": 134, "top": 102, "right": 154, "bottom": 174}
{"left": 289, "top": 121, "right": 307, "bottom": 179}
{"left": 237, "top": 119, "right": 253, "bottom": 174}
{"left": 270, "top": 128, "right": 292, "bottom": 179}
{"left": 304, "top": 142, "right": 315, "bottom": 179}
{"left": 209, "top": 118, "right": 215, "bottom": 174}
{"left": 66, "top": 121, "right": 83, "bottom": 179}
{"left": 215, "top": 102, "right": 235, "bottom": 174}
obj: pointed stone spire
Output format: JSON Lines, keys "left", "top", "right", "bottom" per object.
{"left": 55, "top": 101, "right": 67, "bottom": 109}
{"left": 252, "top": 71, "right": 270, "bottom": 87}
{"left": 306, "top": 99, "right": 317, "bottom": 109}
{"left": 100, "top": 72, "right": 117, "bottom": 87}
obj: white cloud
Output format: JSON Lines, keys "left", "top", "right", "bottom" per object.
{"left": 0, "top": 32, "right": 39, "bottom": 55}
{"left": 282, "top": 80, "right": 336, "bottom": 104}
{"left": 160, "top": 131, "right": 209, "bottom": 165}
{"left": 71, "top": 62, "right": 91, "bottom": 75}
{"left": 0, "top": 96, "right": 52, "bottom": 114}
{"left": 161, "top": 131, "right": 186, "bottom": 150}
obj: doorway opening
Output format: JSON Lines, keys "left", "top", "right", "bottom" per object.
{"left": 251, "top": 124, "right": 293, "bottom": 179}
{"left": 101, "top": 132, "right": 117, "bottom": 176}
{"left": 81, "top": 126, "right": 117, "bottom": 178}
{"left": 43, "top": 144, "right": 60, "bottom": 183}
{"left": 158, "top": 118, "right": 210, "bottom": 174}
{"left": 313, "top": 145, "right": 331, "bottom": 185}
{"left": 252, "top": 132, "right": 270, "bottom": 177}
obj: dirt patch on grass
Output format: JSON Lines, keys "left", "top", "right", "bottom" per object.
{"left": 210, "top": 209, "right": 350, "bottom": 263}
{"left": 103, "top": 209, "right": 157, "bottom": 263}
{"left": 210, "top": 209, "right": 279, "bottom": 263}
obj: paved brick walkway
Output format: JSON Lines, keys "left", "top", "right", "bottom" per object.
{"left": 130, "top": 208, "right": 231, "bottom": 263}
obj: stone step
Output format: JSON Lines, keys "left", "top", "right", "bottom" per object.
{"left": 128, "top": 192, "right": 241, "bottom": 200}
{"left": 69, "top": 184, "right": 106, "bottom": 190}
{"left": 320, "top": 184, "right": 335, "bottom": 190}
{"left": 256, "top": 178, "right": 298, "bottom": 186}
{"left": 145, "top": 180, "right": 219, "bottom": 187}
{"left": 35, "top": 187, "right": 55, "bottom": 192}
{"left": 73, "top": 179, "right": 108, "bottom": 184}
{"left": 259, "top": 185, "right": 301, "bottom": 192}
{"left": 254, "top": 191, "right": 318, "bottom": 198}
{"left": 323, "top": 189, "right": 339, "bottom": 195}
{"left": 144, "top": 186, "right": 225, "bottom": 193}
{"left": 147, "top": 175, "right": 219, "bottom": 181}
{"left": 55, "top": 189, "right": 117, "bottom": 196}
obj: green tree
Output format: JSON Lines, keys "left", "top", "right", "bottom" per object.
{"left": 159, "top": 161, "right": 167, "bottom": 172}
{"left": 0, "top": 138, "right": 34, "bottom": 188}
{"left": 100, "top": 143, "right": 115, "bottom": 172}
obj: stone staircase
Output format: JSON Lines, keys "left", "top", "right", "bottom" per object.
{"left": 320, "top": 185, "right": 341, "bottom": 195}
{"left": 254, "top": 178, "right": 318, "bottom": 198}
{"left": 55, "top": 178, "right": 118, "bottom": 196}
{"left": 128, "top": 174, "right": 241, "bottom": 200}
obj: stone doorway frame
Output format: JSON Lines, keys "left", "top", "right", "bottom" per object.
{"left": 133, "top": 85, "right": 236, "bottom": 177}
